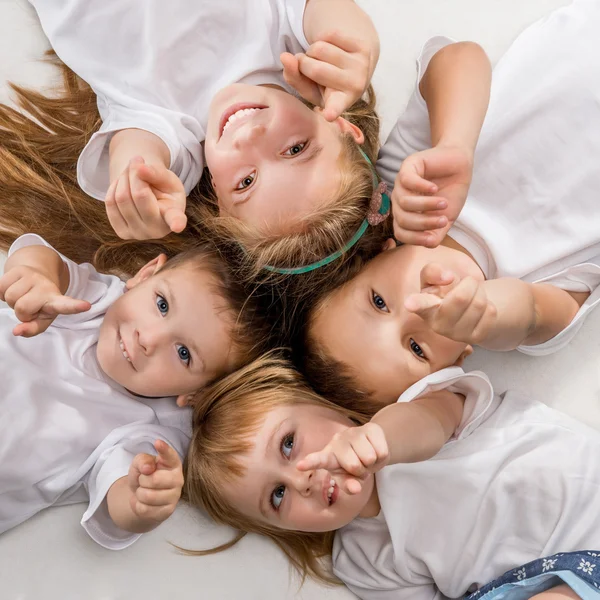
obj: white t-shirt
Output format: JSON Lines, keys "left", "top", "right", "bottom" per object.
{"left": 333, "top": 366, "right": 600, "bottom": 600}
{"left": 0, "top": 234, "right": 191, "bottom": 549}
{"left": 376, "top": 0, "right": 600, "bottom": 356}
{"left": 28, "top": 0, "right": 309, "bottom": 200}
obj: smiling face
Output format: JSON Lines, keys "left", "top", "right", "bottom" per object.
{"left": 96, "top": 258, "right": 236, "bottom": 402}
{"left": 222, "top": 403, "right": 375, "bottom": 533}
{"left": 310, "top": 243, "right": 484, "bottom": 405}
{"left": 204, "top": 84, "right": 363, "bottom": 233}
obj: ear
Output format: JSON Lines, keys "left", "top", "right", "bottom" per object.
{"left": 334, "top": 117, "right": 365, "bottom": 144}
{"left": 453, "top": 345, "right": 473, "bottom": 367}
{"left": 382, "top": 238, "right": 396, "bottom": 252}
{"left": 126, "top": 254, "right": 168, "bottom": 290}
{"left": 176, "top": 392, "right": 196, "bottom": 408}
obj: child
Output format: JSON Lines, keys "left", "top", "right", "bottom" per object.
{"left": 302, "top": 0, "right": 600, "bottom": 406}
{"left": 183, "top": 354, "right": 600, "bottom": 599}
{"left": 0, "top": 233, "right": 267, "bottom": 547}
{"left": 4, "top": 0, "right": 490, "bottom": 280}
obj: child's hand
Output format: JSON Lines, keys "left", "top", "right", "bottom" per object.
{"left": 281, "top": 30, "right": 373, "bottom": 121}
{"left": 0, "top": 265, "right": 91, "bottom": 337}
{"left": 297, "top": 423, "right": 389, "bottom": 495}
{"left": 392, "top": 145, "right": 474, "bottom": 247}
{"left": 127, "top": 440, "right": 184, "bottom": 525}
{"left": 404, "top": 263, "right": 497, "bottom": 345}
{"left": 105, "top": 157, "right": 187, "bottom": 240}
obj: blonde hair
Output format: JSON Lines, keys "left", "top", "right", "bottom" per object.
{"left": 193, "top": 88, "right": 393, "bottom": 303}
{"left": 183, "top": 352, "right": 380, "bottom": 584}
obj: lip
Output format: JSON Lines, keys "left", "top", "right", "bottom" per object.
{"left": 218, "top": 103, "right": 267, "bottom": 140}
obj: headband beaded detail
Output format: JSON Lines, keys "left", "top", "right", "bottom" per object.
{"left": 263, "top": 148, "right": 390, "bottom": 275}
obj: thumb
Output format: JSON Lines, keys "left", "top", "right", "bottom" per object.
{"left": 321, "top": 90, "right": 348, "bottom": 122}
{"left": 128, "top": 453, "right": 157, "bottom": 489}
{"left": 160, "top": 205, "right": 188, "bottom": 234}
{"left": 45, "top": 296, "right": 92, "bottom": 317}
{"left": 281, "top": 52, "right": 323, "bottom": 107}
{"left": 419, "top": 263, "right": 456, "bottom": 291}
{"left": 154, "top": 440, "right": 182, "bottom": 471}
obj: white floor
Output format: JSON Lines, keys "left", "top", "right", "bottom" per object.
{"left": 3, "top": 1, "right": 598, "bottom": 599}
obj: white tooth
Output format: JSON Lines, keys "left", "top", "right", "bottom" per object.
{"left": 328, "top": 486, "right": 334, "bottom": 495}
{"left": 330, "top": 479, "right": 335, "bottom": 486}
{"left": 122, "top": 351, "right": 128, "bottom": 358}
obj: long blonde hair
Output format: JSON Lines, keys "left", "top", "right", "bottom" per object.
{"left": 183, "top": 352, "right": 380, "bottom": 584}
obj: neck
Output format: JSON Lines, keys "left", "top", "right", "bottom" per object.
{"left": 440, "top": 234, "right": 476, "bottom": 263}
{"left": 358, "top": 477, "right": 381, "bottom": 518}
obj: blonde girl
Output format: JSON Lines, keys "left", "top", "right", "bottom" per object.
{"left": 183, "top": 354, "right": 600, "bottom": 600}
{"left": 0, "top": 2, "right": 490, "bottom": 283}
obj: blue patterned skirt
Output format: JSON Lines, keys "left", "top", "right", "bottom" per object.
{"left": 467, "top": 552, "right": 600, "bottom": 600}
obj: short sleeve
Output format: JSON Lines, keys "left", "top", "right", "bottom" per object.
{"left": 283, "top": 0, "right": 310, "bottom": 50}
{"left": 397, "top": 367, "right": 498, "bottom": 440}
{"left": 81, "top": 423, "right": 190, "bottom": 549}
{"left": 8, "top": 233, "right": 125, "bottom": 329}
{"left": 376, "top": 36, "right": 455, "bottom": 187}
{"left": 518, "top": 261, "right": 600, "bottom": 356}
{"left": 78, "top": 98, "right": 204, "bottom": 201}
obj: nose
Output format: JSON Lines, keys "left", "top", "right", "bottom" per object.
{"left": 288, "top": 467, "right": 315, "bottom": 497}
{"left": 232, "top": 121, "right": 267, "bottom": 149}
{"left": 136, "top": 324, "right": 168, "bottom": 355}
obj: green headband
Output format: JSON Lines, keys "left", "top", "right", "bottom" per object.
{"left": 263, "top": 148, "right": 390, "bottom": 275}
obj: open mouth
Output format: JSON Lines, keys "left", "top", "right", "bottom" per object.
{"left": 219, "top": 104, "right": 266, "bottom": 139}
{"left": 118, "top": 333, "right": 134, "bottom": 369}
{"left": 325, "top": 478, "right": 338, "bottom": 506}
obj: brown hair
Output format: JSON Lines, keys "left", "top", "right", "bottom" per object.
{"left": 0, "top": 55, "right": 218, "bottom": 277}
{"left": 182, "top": 352, "right": 380, "bottom": 584}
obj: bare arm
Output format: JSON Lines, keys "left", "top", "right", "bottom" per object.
{"left": 371, "top": 390, "right": 465, "bottom": 465}
{"left": 108, "top": 128, "right": 170, "bottom": 184}
{"left": 4, "top": 245, "right": 69, "bottom": 294}
{"left": 479, "top": 278, "right": 584, "bottom": 350}
{"left": 421, "top": 41, "right": 491, "bottom": 156}
{"left": 302, "top": 0, "right": 379, "bottom": 80}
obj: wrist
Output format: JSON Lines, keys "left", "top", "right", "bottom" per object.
{"left": 435, "top": 139, "right": 475, "bottom": 164}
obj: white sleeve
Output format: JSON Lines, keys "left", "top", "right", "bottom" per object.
{"left": 29, "top": 0, "right": 205, "bottom": 201}
{"left": 81, "top": 423, "right": 190, "bottom": 550}
{"left": 397, "top": 366, "right": 497, "bottom": 440}
{"left": 376, "top": 36, "right": 455, "bottom": 187}
{"left": 282, "top": 0, "right": 310, "bottom": 50}
{"left": 518, "top": 261, "right": 600, "bottom": 356}
{"left": 78, "top": 99, "right": 204, "bottom": 201}
{"left": 8, "top": 233, "right": 125, "bottom": 329}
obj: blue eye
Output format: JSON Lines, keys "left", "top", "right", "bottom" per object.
{"left": 156, "top": 295, "right": 169, "bottom": 315}
{"left": 372, "top": 292, "right": 388, "bottom": 312}
{"left": 177, "top": 344, "right": 191, "bottom": 366}
{"left": 410, "top": 339, "right": 426, "bottom": 359}
{"left": 270, "top": 485, "right": 285, "bottom": 510}
{"left": 281, "top": 434, "right": 294, "bottom": 458}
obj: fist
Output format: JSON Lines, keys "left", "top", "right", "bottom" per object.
{"left": 0, "top": 265, "right": 90, "bottom": 337}
{"left": 127, "top": 440, "right": 184, "bottom": 524}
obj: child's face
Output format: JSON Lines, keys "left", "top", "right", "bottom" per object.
{"left": 204, "top": 84, "right": 363, "bottom": 233}
{"left": 97, "top": 257, "right": 235, "bottom": 403}
{"left": 221, "top": 403, "right": 374, "bottom": 533}
{"left": 311, "top": 243, "right": 484, "bottom": 405}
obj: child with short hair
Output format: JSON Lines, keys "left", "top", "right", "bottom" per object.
{"left": 183, "top": 354, "right": 600, "bottom": 600}
{"left": 0, "top": 233, "right": 267, "bottom": 546}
